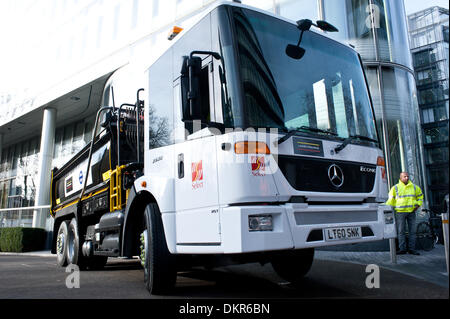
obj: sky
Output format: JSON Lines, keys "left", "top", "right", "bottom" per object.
{"left": 0, "top": 0, "right": 449, "bottom": 94}
{"left": 404, "top": 0, "right": 449, "bottom": 14}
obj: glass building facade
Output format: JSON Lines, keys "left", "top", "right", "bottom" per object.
{"left": 408, "top": 7, "right": 449, "bottom": 212}
{"left": 0, "top": 0, "right": 426, "bottom": 228}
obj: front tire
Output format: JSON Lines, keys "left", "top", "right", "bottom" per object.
{"left": 142, "top": 203, "right": 176, "bottom": 294}
{"left": 271, "top": 248, "right": 315, "bottom": 285}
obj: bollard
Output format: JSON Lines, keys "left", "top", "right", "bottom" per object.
{"left": 389, "top": 238, "right": 397, "bottom": 264}
{"left": 442, "top": 212, "right": 449, "bottom": 275}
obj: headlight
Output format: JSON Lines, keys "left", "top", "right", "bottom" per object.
{"left": 249, "top": 215, "right": 273, "bottom": 231}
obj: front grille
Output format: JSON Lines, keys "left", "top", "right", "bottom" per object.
{"left": 277, "top": 155, "right": 376, "bottom": 193}
{"left": 295, "top": 210, "right": 378, "bottom": 225}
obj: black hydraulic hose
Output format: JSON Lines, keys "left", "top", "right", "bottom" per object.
{"left": 117, "top": 103, "right": 135, "bottom": 168}
{"left": 136, "top": 89, "right": 144, "bottom": 164}
{"left": 80, "top": 106, "right": 113, "bottom": 201}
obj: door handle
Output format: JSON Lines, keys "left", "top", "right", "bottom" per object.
{"left": 178, "top": 153, "right": 184, "bottom": 179}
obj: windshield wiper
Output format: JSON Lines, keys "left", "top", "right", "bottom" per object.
{"left": 276, "top": 126, "right": 337, "bottom": 146}
{"left": 299, "top": 126, "right": 338, "bottom": 136}
{"left": 334, "top": 135, "right": 378, "bottom": 154}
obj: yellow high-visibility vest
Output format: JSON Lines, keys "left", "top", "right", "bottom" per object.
{"left": 386, "top": 180, "right": 423, "bottom": 213}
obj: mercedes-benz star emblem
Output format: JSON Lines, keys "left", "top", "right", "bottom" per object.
{"left": 328, "top": 164, "right": 344, "bottom": 188}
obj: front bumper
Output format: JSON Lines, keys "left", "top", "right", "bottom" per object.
{"left": 219, "top": 203, "right": 393, "bottom": 254}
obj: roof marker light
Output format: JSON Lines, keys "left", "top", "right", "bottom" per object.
{"left": 168, "top": 26, "right": 183, "bottom": 40}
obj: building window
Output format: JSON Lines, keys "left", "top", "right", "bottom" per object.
{"left": 419, "top": 86, "right": 446, "bottom": 105}
{"left": 426, "top": 146, "right": 449, "bottom": 164}
{"left": 421, "top": 104, "right": 449, "bottom": 123}
{"left": 423, "top": 126, "right": 449, "bottom": 144}
{"left": 428, "top": 166, "right": 449, "bottom": 185}
{"left": 431, "top": 189, "right": 448, "bottom": 211}
{"left": 443, "top": 26, "right": 449, "bottom": 43}
{"left": 413, "top": 49, "right": 436, "bottom": 68}
{"left": 422, "top": 108, "right": 434, "bottom": 124}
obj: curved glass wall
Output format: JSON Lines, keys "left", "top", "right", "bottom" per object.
{"left": 323, "top": 0, "right": 377, "bottom": 61}
{"left": 364, "top": 66, "right": 423, "bottom": 187}
{"left": 323, "top": 0, "right": 413, "bottom": 67}
{"left": 381, "top": 67, "right": 422, "bottom": 184}
{"left": 373, "top": 0, "right": 413, "bottom": 68}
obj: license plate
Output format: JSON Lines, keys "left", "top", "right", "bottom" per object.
{"left": 324, "top": 226, "right": 362, "bottom": 241}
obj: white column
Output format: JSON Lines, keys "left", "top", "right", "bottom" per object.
{"left": 32, "top": 108, "right": 56, "bottom": 229}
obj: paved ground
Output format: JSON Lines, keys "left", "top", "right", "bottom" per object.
{"left": 315, "top": 243, "right": 449, "bottom": 289}
{"left": 0, "top": 251, "right": 448, "bottom": 299}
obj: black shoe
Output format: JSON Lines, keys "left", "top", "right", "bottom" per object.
{"left": 408, "top": 250, "right": 420, "bottom": 255}
{"left": 397, "top": 250, "right": 407, "bottom": 255}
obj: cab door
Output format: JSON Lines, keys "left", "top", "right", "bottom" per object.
{"left": 174, "top": 57, "right": 221, "bottom": 246}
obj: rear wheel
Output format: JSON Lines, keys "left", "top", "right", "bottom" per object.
{"left": 56, "top": 220, "right": 69, "bottom": 267}
{"left": 141, "top": 203, "right": 176, "bottom": 294}
{"left": 67, "top": 218, "right": 83, "bottom": 267}
{"left": 271, "top": 248, "right": 314, "bottom": 285}
{"left": 67, "top": 218, "right": 108, "bottom": 270}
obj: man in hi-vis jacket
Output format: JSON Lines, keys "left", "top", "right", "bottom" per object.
{"left": 386, "top": 172, "right": 424, "bottom": 255}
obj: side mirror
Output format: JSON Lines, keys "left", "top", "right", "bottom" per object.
{"left": 180, "top": 55, "right": 203, "bottom": 122}
{"left": 316, "top": 20, "right": 339, "bottom": 32}
{"left": 285, "top": 44, "right": 305, "bottom": 60}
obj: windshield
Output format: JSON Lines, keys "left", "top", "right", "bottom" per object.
{"left": 230, "top": 7, "right": 378, "bottom": 142}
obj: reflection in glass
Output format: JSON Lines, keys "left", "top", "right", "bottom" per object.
{"left": 148, "top": 46, "right": 173, "bottom": 149}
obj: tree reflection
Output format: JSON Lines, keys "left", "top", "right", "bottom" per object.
{"left": 148, "top": 104, "right": 170, "bottom": 149}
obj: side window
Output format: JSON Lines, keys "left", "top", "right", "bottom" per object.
{"left": 148, "top": 50, "right": 174, "bottom": 149}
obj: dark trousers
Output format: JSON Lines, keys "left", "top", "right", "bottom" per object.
{"left": 395, "top": 212, "right": 416, "bottom": 251}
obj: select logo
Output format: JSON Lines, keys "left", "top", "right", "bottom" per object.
{"left": 191, "top": 160, "right": 203, "bottom": 189}
{"left": 251, "top": 156, "right": 266, "bottom": 176}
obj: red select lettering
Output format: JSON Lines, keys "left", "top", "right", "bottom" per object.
{"left": 192, "top": 181, "right": 203, "bottom": 190}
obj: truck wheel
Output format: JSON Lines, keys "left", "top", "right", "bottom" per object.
{"left": 56, "top": 220, "right": 69, "bottom": 267}
{"left": 271, "top": 248, "right": 315, "bottom": 285}
{"left": 67, "top": 218, "right": 85, "bottom": 269}
{"left": 141, "top": 203, "right": 176, "bottom": 294}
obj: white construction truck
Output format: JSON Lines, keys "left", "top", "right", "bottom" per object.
{"left": 50, "top": 1, "right": 395, "bottom": 294}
